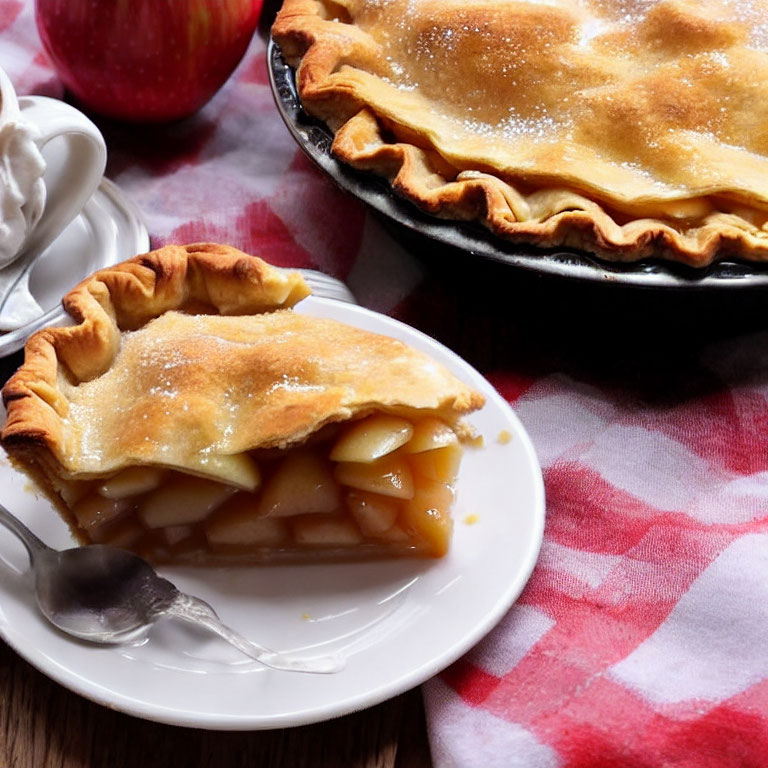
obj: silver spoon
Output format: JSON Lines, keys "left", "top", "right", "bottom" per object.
{"left": 0, "top": 502, "right": 343, "bottom": 674}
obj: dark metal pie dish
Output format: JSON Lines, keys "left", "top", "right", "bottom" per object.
{"left": 268, "top": 39, "right": 768, "bottom": 291}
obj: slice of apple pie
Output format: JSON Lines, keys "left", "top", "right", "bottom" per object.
{"left": 1, "top": 244, "right": 484, "bottom": 563}
{"left": 273, "top": 0, "right": 768, "bottom": 266}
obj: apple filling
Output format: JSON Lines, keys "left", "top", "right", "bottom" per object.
{"left": 61, "top": 414, "right": 464, "bottom": 562}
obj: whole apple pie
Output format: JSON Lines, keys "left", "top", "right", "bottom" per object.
{"left": 273, "top": 0, "right": 768, "bottom": 266}
{"left": 1, "top": 244, "right": 484, "bottom": 563}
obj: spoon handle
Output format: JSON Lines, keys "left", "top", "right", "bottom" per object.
{"left": 0, "top": 502, "right": 51, "bottom": 560}
{"left": 166, "top": 592, "right": 344, "bottom": 674}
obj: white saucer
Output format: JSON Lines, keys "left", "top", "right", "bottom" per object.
{"left": 0, "top": 297, "right": 545, "bottom": 729}
{"left": 0, "top": 177, "right": 149, "bottom": 357}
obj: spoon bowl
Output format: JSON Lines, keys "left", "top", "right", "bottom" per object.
{"left": 34, "top": 544, "right": 177, "bottom": 642}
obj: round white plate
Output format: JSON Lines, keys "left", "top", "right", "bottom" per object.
{"left": 0, "top": 297, "right": 544, "bottom": 730}
{"left": 0, "top": 177, "right": 149, "bottom": 357}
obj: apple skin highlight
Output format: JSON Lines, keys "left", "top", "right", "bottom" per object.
{"left": 35, "top": 0, "right": 264, "bottom": 123}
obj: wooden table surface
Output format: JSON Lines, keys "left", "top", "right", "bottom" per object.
{"left": 0, "top": 640, "right": 430, "bottom": 768}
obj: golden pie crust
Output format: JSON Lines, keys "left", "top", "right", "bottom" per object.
{"left": 1, "top": 243, "right": 484, "bottom": 562}
{"left": 273, "top": 0, "right": 768, "bottom": 266}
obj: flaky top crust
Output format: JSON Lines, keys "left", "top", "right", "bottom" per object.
{"left": 273, "top": 0, "right": 768, "bottom": 266}
{"left": 1, "top": 243, "right": 483, "bottom": 477}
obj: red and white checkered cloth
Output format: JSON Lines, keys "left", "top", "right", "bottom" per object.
{"left": 427, "top": 365, "right": 768, "bottom": 767}
{"left": 3, "top": 3, "right": 768, "bottom": 766}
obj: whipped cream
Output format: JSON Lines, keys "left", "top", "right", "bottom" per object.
{"left": 0, "top": 119, "right": 46, "bottom": 268}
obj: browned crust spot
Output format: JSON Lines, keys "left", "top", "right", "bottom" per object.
{"left": 1, "top": 243, "right": 311, "bottom": 458}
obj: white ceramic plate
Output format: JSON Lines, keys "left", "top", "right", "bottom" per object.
{"left": 0, "top": 297, "right": 544, "bottom": 730}
{"left": 0, "top": 176, "right": 149, "bottom": 357}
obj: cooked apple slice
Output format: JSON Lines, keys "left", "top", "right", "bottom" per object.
{"left": 292, "top": 515, "right": 364, "bottom": 545}
{"left": 162, "top": 525, "right": 194, "bottom": 547}
{"left": 401, "top": 481, "right": 454, "bottom": 556}
{"left": 97, "top": 466, "right": 166, "bottom": 499}
{"left": 344, "top": 489, "right": 400, "bottom": 536}
{"left": 404, "top": 417, "right": 459, "bottom": 453}
{"left": 95, "top": 518, "right": 144, "bottom": 548}
{"left": 334, "top": 454, "right": 415, "bottom": 499}
{"left": 56, "top": 478, "right": 93, "bottom": 507}
{"left": 407, "top": 443, "right": 463, "bottom": 484}
{"left": 138, "top": 473, "right": 238, "bottom": 528}
{"left": 257, "top": 450, "right": 340, "bottom": 517}
{"left": 72, "top": 494, "right": 131, "bottom": 532}
{"left": 330, "top": 414, "right": 414, "bottom": 463}
{"left": 377, "top": 524, "right": 411, "bottom": 543}
{"left": 177, "top": 451, "right": 261, "bottom": 492}
{"left": 206, "top": 494, "right": 289, "bottom": 546}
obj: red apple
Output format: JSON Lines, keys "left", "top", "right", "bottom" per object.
{"left": 35, "top": 0, "right": 263, "bottom": 123}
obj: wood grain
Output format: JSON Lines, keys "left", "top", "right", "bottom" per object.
{"left": 0, "top": 640, "right": 432, "bottom": 768}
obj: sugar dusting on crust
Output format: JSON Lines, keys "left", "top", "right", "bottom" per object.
{"left": 56, "top": 310, "right": 484, "bottom": 473}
